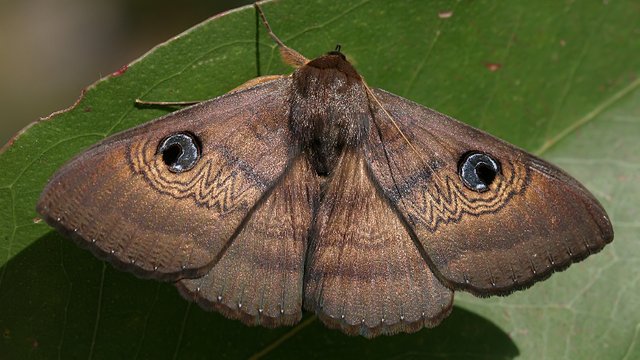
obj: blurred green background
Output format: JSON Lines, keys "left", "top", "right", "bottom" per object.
{"left": 0, "top": 0, "right": 252, "bottom": 147}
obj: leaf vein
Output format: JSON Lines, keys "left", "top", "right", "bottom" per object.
{"left": 536, "top": 76, "right": 640, "bottom": 155}
{"left": 476, "top": 6, "right": 523, "bottom": 130}
{"left": 88, "top": 263, "right": 106, "bottom": 360}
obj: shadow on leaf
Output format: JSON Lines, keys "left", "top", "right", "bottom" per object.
{"left": 0, "top": 231, "right": 519, "bottom": 359}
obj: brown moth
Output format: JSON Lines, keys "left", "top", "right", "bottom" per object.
{"left": 37, "top": 4, "right": 613, "bottom": 337}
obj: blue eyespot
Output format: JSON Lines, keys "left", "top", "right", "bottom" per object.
{"left": 157, "top": 132, "right": 201, "bottom": 173}
{"left": 458, "top": 152, "right": 500, "bottom": 192}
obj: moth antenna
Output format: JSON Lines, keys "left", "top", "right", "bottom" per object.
{"left": 363, "top": 81, "right": 449, "bottom": 186}
{"left": 363, "top": 82, "right": 421, "bottom": 158}
{"left": 255, "top": 2, "right": 309, "bottom": 68}
{"left": 134, "top": 99, "right": 201, "bottom": 107}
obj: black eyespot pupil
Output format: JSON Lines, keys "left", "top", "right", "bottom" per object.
{"left": 157, "top": 132, "right": 200, "bottom": 173}
{"left": 458, "top": 152, "right": 500, "bottom": 192}
{"left": 475, "top": 162, "right": 497, "bottom": 185}
{"left": 162, "top": 144, "right": 182, "bottom": 167}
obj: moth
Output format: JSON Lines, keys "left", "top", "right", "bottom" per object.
{"left": 37, "top": 4, "right": 613, "bottom": 337}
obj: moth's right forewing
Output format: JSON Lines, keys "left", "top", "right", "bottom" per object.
{"left": 37, "top": 78, "right": 295, "bottom": 280}
{"left": 365, "top": 89, "right": 613, "bottom": 295}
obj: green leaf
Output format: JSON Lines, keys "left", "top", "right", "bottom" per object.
{"left": 1, "top": 0, "right": 638, "bottom": 358}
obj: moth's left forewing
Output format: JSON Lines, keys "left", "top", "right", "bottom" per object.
{"left": 37, "top": 78, "right": 295, "bottom": 280}
{"left": 364, "top": 89, "right": 613, "bottom": 296}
